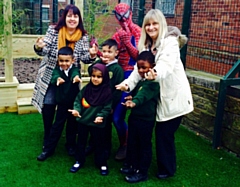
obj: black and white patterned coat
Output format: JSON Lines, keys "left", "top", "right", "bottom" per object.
{"left": 32, "top": 25, "right": 93, "bottom": 113}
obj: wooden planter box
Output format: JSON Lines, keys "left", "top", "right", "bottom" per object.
{"left": 0, "top": 76, "right": 90, "bottom": 114}
{"left": 0, "top": 76, "right": 19, "bottom": 113}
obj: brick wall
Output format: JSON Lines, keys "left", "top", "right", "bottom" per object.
{"left": 184, "top": 0, "right": 240, "bottom": 76}
{"left": 184, "top": 70, "right": 240, "bottom": 156}
{"left": 94, "top": 0, "right": 119, "bottom": 41}
{"left": 165, "top": 0, "right": 184, "bottom": 30}
{"left": 142, "top": 0, "right": 240, "bottom": 76}
{"left": 92, "top": 0, "right": 240, "bottom": 76}
{"left": 145, "top": 0, "right": 153, "bottom": 12}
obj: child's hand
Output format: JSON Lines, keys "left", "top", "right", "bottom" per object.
{"left": 115, "top": 83, "right": 129, "bottom": 91}
{"left": 89, "top": 43, "right": 98, "bottom": 59}
{"left": 100, "top": 56, "right": 109, "bottom": 64}
{"left": 124, "top": 95, "right": 132, "bottom": 100}
{"left": 68, "top": 109, "right": 81, "bottom": 118}
{"left": 145, "top": 68, "right": 157, "bottom": 80}
{"left": 94, "top": 117, "right": 103, "bottom": 124}
{"left": 73, "top": 75, "right": 82, "bottom": 83}
{"left": 57, "top": 77, "right": 65, "bottom": 86}
{"left": 122, "top": 100, "right": 136, "bottom": 108}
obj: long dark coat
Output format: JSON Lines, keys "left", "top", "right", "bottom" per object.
{"left": 32, "top": 25, "right": 93, "bottom": 113}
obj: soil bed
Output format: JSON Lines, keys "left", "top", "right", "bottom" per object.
{"left": 0, "top": 58, "right": 40, "bottom": 83}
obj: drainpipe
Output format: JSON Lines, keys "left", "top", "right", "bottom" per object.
{"left": 52, "top": 0, "right": 58, "bottom": 24}
{"left": 40, "top": 0, "right": 42, "bottom": 34}
{"left": 138, "top": 0, "right": 145, "bottom": 26}
{"left": 181, "top": 0, "right": 192, "bottom": 69}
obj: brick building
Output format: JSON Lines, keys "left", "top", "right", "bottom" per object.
{"left": 12, "top": 0, "right": 240, "bottom": 76}
{"left": 90, "top": 0, "right": 240, "bottom": 154}
{"left": 93, "top": 0, "right": 240, "bottom": 76}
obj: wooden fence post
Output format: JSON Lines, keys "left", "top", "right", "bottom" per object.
{"left": 3, "top": 0, "right": 13, "bottom": 82}
{"left": 74, "top": 0, "right": 84, "bottom": 18}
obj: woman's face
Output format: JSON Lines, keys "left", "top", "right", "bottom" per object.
{"left": 65, "top": 10, "right": 79, "bottom": 30}
{"left": 145, "top": 19, "right": 160, "bottom": 41}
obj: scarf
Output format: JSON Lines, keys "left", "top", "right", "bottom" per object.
{"left": 58, "top": 26, "right": 82, "bottom": 50}
{"left": 83, "top": 64, "right": 112, "bottom": 106}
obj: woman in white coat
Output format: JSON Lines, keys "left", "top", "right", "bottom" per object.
{"left": 116, "top": 9, "right": 193, "bottom": 179}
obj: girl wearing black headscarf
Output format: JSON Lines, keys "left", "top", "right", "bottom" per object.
{"left": 68, "top": 63, "right": 112, "bottom": 176}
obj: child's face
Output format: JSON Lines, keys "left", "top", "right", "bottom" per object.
{"left": 91, "top": 69, "right": 103, "bottom": 86}
{"left": 137, "top": 60, "right": 153, "bottom": 78}
{"left": 101, "top": 45, "right": 118, "bottom": 64}
{"left": 58, "top": 55, "right": 74, "bottom": 70}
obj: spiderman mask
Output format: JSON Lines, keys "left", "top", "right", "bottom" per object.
{"left": 113, "top": 8, "right": 130, "bottom": 22}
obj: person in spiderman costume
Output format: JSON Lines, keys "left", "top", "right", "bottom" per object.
{"left": 85, "top": 3, "right": 141, "bottom": 161}
{"left": 111, "top": 3, "right": 141, "bottom": 160}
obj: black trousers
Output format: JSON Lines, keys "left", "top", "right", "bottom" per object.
{"left": 44, "top": 104, "right": 77, "bottom": 153}
{"left": 155, "top": 116, "right": 183, "bottom": 176}
{"left": 42, "top": 104, "right": 56, "bottom": 146}
{"left": 103, "top": 114, "right": 113, "bottom": 152}
{"left": 75, "top": 123, "right": 107, "bottom": 167}
{"left": 126, "top": 115, "right": 155, "bottom": 175}
{"left": 88, "top": 113, "right": 112, "bottom": 152}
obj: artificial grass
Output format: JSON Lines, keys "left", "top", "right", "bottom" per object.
{"left": 0, "top": 112, "right": 240, "bottom": 187}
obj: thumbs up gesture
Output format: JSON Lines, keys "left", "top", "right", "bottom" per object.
{"left": 35, "top": 37, "right": 46, "bottom": 50}
{"left": 89, "top": 43, "right": 98, "bottom": 59}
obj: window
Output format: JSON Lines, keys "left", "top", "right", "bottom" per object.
{"left": 120, "top": 0, "right": 133, "bottom": 8}
{"left": 42, "top": 5, "right": 49, "bottom": 22}
{"left": 155, "top": 0, "right": 176, "bottom": 17}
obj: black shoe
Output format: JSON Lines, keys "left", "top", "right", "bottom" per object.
{"left": 85, "top": 145, "right": 94, "bottom": 156}
{"left": 105, "top": 150, "right": 111, "bottom": 159}
{"left": 156, "top": 173, "right": 172, "bottom": 179}
{"left": 125, "top": 173, "right": 148, "bottom": 183}
{"left": 100, "top": 166, "right": 109, "bottom": 176}
{"left": 120, "top": 166, "right": 136, "bottom": 175}
{"left": 70, "top": 162, "right": 82, "bottom": 173}
{"left": 67, "top": 148, "right": 75, "bottom": 156}
{"left": 115, "top": 145, "right": 127, "bottom": 160}
{"left": 37, "top": 152, "right": 53, "bottom": 161}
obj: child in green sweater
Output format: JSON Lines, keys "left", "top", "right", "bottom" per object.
{"left": 68, "top": 63, "right": 112, "bottom": 176}
{"left": 86, "top": 39, "right": 124, "bottom": 158}
{"left": 37, "top": 46, "right": 81, "bottom": 161}
{"left": 120, "top": 51, "right": 160, "bottom": 183}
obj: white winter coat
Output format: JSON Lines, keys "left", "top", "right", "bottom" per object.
{"left": 123, "top": 27, "right": 194, "bottom": 122}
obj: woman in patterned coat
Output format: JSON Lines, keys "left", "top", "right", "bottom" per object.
{"left": 32, "top": 4, "right": 97, "bottom": 153}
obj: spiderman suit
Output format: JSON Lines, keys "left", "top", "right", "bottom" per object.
{"left": 111, "top": 3, "right": 141, "bottom": 160}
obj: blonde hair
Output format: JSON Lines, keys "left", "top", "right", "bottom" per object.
{"left": 138, "top": 9, "right": 168, "bottom": 52}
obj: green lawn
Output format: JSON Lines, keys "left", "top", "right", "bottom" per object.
{"left": 0, "top": 112, "right": 240, "bottom": 187}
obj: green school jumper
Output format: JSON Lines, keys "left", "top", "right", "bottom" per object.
{"left": 88, "top": 59, "right": 124, "bottom": 109}
{"left": 130, "top": 80, "right": 160, "bottom": 121}
{"left": 73, "top": 86, "right": 112, "bottom": 128}
{"left": 51, "top": 66, "right": 80, "bottom": 106}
